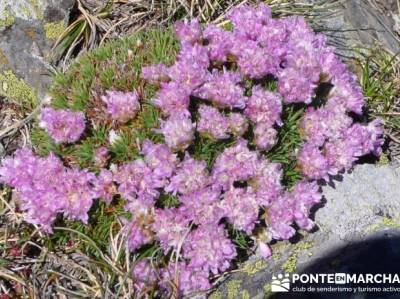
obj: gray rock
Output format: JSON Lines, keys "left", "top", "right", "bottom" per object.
{"left": 0, "top": 0, "right": 74, "bottom": 101}
{"left": 313, "top": 0, "right": 400, "bottom": 57}
{"left": 211, "top": 164, "right": 400, "bottom": 299}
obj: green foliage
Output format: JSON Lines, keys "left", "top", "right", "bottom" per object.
{"left": 192, "top": 135, "right": 236, "bottom": 168}
{"left": 32, "top": 28, "right": 179, "bottom": 167}
{"left": 359, "top": 50, "right": 400, "bottom": 134}
{"left": 30, "top": 127, "right": 62, "bottom": 156}
{"left": 157, "top": 192, "right": 180, "bottom": 208}
{"left": 45, "top": 200, "right": 129, "bottom": 256}
{"left": 266, "top": 105, "right": 304, "bottom": 187}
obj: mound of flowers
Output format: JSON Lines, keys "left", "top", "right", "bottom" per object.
{"left": 0, "top": 3, "right": 383, "bottom": 297}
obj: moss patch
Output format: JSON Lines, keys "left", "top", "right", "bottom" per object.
{"left": 0, "top": 70, "right": 37, "bottom": 107}
{"left": 0, "top": 9, "right": 15, "bottom": 28}
{"left": 44, "top": 21, "right": 66, "bottom": 40}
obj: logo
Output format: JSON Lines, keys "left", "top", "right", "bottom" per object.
{"left": 271, "top": 273, "right": 290, "bottom": 292}
{"left": 335, "top": 273, "right": 346, "bottom": 284}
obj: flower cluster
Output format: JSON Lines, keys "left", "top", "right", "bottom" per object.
{"left": 0, "top": 149, "right": 97, "bottom": 232}
{"left": 298, "top": 103, "right": 384, "bottom": 180}
{"left": 0, "top": 2, "right": 384, "bottom": 298}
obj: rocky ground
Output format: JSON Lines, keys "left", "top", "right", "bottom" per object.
{"left": 212, "top": 164, "right": 400, "bottom": 298}
{"left": 1, "top": 1, "right": 400, "bottom": 298}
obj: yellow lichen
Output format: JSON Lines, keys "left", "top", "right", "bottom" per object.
{"left": 241, "top": 259, "right": 267, "bottom": 275}
{"left": 282, "top": 254, "right": 298, "bottom": 273}
{"left": 29, "top": 0, "right": 44, "bottom": 20}
{"left": 0, "top": 50, "right": 8, "bottom": 65}
{"left": 209, "top": 290, "right": 222, "bottom": 299}
{"left": 22, "top": 6, "right": 31, "bottom": 18}
{"left": 382, "top": 217, "right": 400, "bottom": 227}
{"left": 264, "top": 283, "right": 272, "bottom": 298}
{"left": 0, "top": 9, "right": 15, "bottom": 28}
{"left": 227, "top": 280, "right": 242, "bottom": 299}
{"left": 364, "top": 216, "right": 400, "bottom": 233}
{"left": 241, "top": 290, "right": 250, "bottom": 299}
{"left": 378, "top": 153, "right": 390, "bottom": 165}
{"left": 270, "top": 240, "right": 289, "bottom": 261}
{"left": 44, "top": 21, "right": 66, "bottom": 40}
{"left": 281, "top": 241, "right": 314, "bottom": 273}
{"left": 0, "top": 70, "right": 37, "bottom": 107}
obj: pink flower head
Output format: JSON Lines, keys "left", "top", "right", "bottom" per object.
{"left": 166, "top": 154, "right": 209, "bottom": 195}
{"left": 160, "top": 262, "right": 210, "bottom": 296}
{"left": 266, "top": 194, "right": 296, "bottom": 240}
{"left": 141, "top": 139, "right": 178, "bottom": 181}
{"left": 228, "top": 113, "right": 248, "bottom": 136}
{"left": 290, "top": 180, "right": 321, "bottom": 230}
{"left": 183, "top": 225, "right": 237, "bottom": 274}
{"left": 254, "top": 124, "right": 278, "bottom": 151}
{"left": 233, "top": 40, "right": 279, "bottom": 78}
{"left": 212, "top": 139, "right": 259, "bottom": 190}
{"left": 300, "top": 103, "right": 352, "bottom": 146}
{"left": 197, "top": 105, "right": 230, "bottom": 139}
{"left": 114, "top": 159, "right": 161, "bottom": 203}
{"left": 174, "top": 19, "right": 202, "bottom": 44}
{"left": 250, "top": 158, "right": 283, "bottom": 206}
{"left": 40, "top": 107, "right": 85, "bottom": 144}
{"left": 159, "top": 114, "right": 195, "bottom": 151}
{"left": 132, "top": 260, "right": 157, "bottom": 293}
{"left": 228, "top": 3, "right": 272, "bottom": 41}
{"left": 153, "top": 81, "right": 191, "bottom": 116}
{"left": 203, "top": 24, "right": 234, "bottom": 61}
{"left": 223, "top": 187, "right": 259, "bottom": 233}
{"left": 101, "top": 90, "right": 140, "bottom": 122}
{"left": 245, "top": 86, "right": 282, "bottom": 127}
{"left": 179, "top": 187, "right": 225, "bottom": 225}
{"left": 193, "top": 70, "right": 246, "bottom": 109}
{"left": 94, "top": 169, "right": 116, "bottom": 204}
{"left": 297, "top": 143, "right": 330, "bottom": 181}
{"left": 125, "top": 219, "right": 154, "bottom": 251}
{"left": 168, "top": 43, "right": 209, "bottom": 90}
{"left": 151, "top": 208, "right": 190, "bottom": 251}
{"left": 141, "top": 63, "right": 169, "bottom": 83}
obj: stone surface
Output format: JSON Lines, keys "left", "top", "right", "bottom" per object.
{"left": 212, "top": 164, "right": 400, "bottom": 299}
{"left": 0, "top": 0, "right": 74, "bottom": 102}
{"left": 309, "top": 0, "right": 400, "bottom": 58}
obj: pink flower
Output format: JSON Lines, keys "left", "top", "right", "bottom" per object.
{"left": 40, "top": 107, "right": 85, "bottom": 144}
{"left": 159, "top": 114, "right": 195, "bottom": 151}
{"left": 101, "top": 90, "right": 140, "bottom": 122}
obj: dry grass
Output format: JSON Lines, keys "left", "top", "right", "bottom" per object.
{"left": 54, "top": 0, "right": 345, "bottom": 65}
{"left": 53, "top": 0, "right": 250, "bottom": 65}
